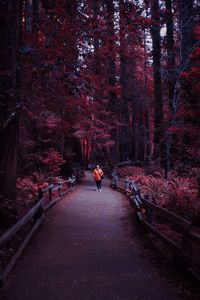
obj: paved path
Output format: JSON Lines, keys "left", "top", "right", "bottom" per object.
{"left": 0, "top": 172, "right": 182, "bottom": 300}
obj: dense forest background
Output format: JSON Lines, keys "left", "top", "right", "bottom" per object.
{"left": 0, "top": 0, "right": 199, "bottom": 225}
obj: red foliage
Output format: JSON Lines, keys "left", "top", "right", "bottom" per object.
{"left": 39, "top": 148, "right": 65, "bottom": 176}
{"left": 118, "top": 166, "right": 200, "bottom": 223}
{"left": 16, "top": 177, "right": 38, "bottom": 216}
{"left": 3, "top": 0, "right": 198, "bottom": 216}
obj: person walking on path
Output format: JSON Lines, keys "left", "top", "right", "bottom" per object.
{"left": 93, "top": 165, "right": 104, "bottom": 191}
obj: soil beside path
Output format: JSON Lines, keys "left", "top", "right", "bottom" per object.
{"left": 0, "top": 172, "right": 183, "bottom": 300}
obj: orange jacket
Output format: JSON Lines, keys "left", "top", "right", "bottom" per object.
{"left": 93, "top": 168, "right": 103, "bottom": 181}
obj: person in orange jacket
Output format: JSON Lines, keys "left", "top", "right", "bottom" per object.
{"left": 93, "top": 165, "right": 104, "bottom": 191}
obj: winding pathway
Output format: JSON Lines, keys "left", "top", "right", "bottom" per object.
{"left": 0, "top": 172, "right": 182, "bottom": 300}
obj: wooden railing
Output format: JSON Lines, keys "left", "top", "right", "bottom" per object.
{"left": 0, "top": 168, "right": 84, "bottom": 285}
{"left": 41, "top": 176, "right": 77, "bottom": 211}
{"left": 111, "top": 174, "right": 200, "bottom": 281}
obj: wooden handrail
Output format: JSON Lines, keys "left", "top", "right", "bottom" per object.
{"left": 0, "top": 169, "right": 84, "bottom": 246}
{"left": 0, "top": 167, "right": 84, "bottom": 285}
{"left": 142, "top": 197, "right": 191, "bottom": 231}
{"left": 143, "top": 220, "right": 190, "bottom": 263}
{"left": 0, "top": 199, "right": 43, "bottom": 247}
{"left": 113, "top": 176, "right": 191, "bottom": 230}
{"left": 41, "top": 171, "right": 83, "bottom": 208}
{"left": 188, "top": 230, "right": 200, "bottom": 242}
{"left": 111, "top": 174, "right": 200, "bottom": 280}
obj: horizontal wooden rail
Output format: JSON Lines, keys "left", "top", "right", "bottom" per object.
{"left": 142, "top": 197, "right": 191, "bottom": 232}
{"left": 188, "top": 230, "right": 200, "bottom": 242}
{"left": 0, "top": 199, "right": 43, "bottom": 248}
{"left": 143, "top": 220, "right": 190, "bottom": 263}
{"left": 40, "top": 173, "right": 82, "bottom": 211}
{"left": 0, "top": 215, "right": 44, "bottom": 286}
{"left": 111, "top": 174, "right": 200, "bottom": 280}
{"left": 0, "top": 167, "right": 84, "bottom": 285}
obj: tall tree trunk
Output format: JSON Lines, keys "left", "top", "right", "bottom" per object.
{"left": 105, "top": 0, "right": 116, "bottom": 109}
{"left": 145, "top": 110, "right": 151, "bottom": 162}
{"left": 0, "top": 1, "right": 21, "bottom": 204}
{"left": 119, "top": 5, "right": 128, "bottom": 161}
{"left": 179, "top": 0, "right": 194, "bottom": 67}
{"left": 0, "top": 113, "right": 19, "bottom": 203}
{"left": 138, "top": 108, "right": 145, "bottom": 161}
{"left": 32, "top": 0, "right": 40, "bottom": 40}
{"left": 105, "top": 0, "right": 119, "bottom": 162}
{"left": 93, "top": 1, "right": 101, "bottom": 75}
{"left": 41, "top": 0, "right": 55, "bottom": 10}
{"left": 119, "top": 1, "right": 137, "bottom": 160}
{"left": 163, "top": 0, "right": 176, "bottom": 178}
{"left": 143, "top": 28, "right": 148, "bottom": 89}
{"left": 178, "top": 0, "right": 195, "bottom": 162}
{"left": 151, "top": 0, "right": 164, "bottom": 159}
{"left": 165, "top": 0, "right": 175, "bottom": 111}
{"left": 65, "top": 0, "right": 78, "bottom": 77}
{"left": 25, "top": 0, "right": 32, "bottom": 32}
{"left": 64, "top": 0, "right": 80, "bottom": 165}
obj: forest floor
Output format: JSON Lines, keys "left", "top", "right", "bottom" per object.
{"left": 0, "top": 172, "right": 199, "bottom": 300}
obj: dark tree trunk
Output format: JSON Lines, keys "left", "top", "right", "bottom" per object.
{"left": 179, "top": 0, "right": 194, "bottom": 67}
{"left": 65, "top": 0, "right": 78, "bottom": 74}
{"left": 105, "top": 0, "right": 116, "bottom": 108}
{"left": 0, "top": 113, "right": 19, "bottom": 202}
{"left": 138, "top": 108, "right": 145, "bottom": 162}
{"left": 32, "top": 0, "right": 40, "bottom": 37}
{"left": 119, "top": 49, "right": 130, "bottom": 161}
{"left": 178, "top": 0, "right": 195, "bottom": 110}
{"left": 41, "top": 0, "right": 55, "bottom": 10}
{"left": 165, "top": 0, "right": 175, "bottom": 111}
{"left": 162, "top": 0, "right": 176, "bottom": 179}
{"left": 178, "top": 0, "right": 195, "bottom": 163}
{"left": 64, "top": 0, "right": 81, "bottom": 165}
{"left": 105, "top": 0, "right": 120, "bottom": 162}
{"left": 93, "top": 1, "right": 101, "bottom": 75}
{"left": 25, "top": 0, "right": 32, "bottom": 32}
{"left": 143, "top": 17, "right": 151, "bottom": 162}
{"left": 0, "top": 1, "right": 21, "bottom": 204}
{"left": 119, "top": 0, "right": 134, "bottom": 161}
{"left": 151, "top": 0, "right": 164, "bottom": 159}
{"left": 102, "top": 147, "right": 114, "bottom": 169}
{"left": 145, "top": 109, "right": 151, "bottom": 162}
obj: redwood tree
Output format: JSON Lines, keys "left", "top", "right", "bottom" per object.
{"left": 151, "top": 0, "right": 164, "bottom": 158}
{"left": 0, "top": 1, "right": 21, "bottom": 207}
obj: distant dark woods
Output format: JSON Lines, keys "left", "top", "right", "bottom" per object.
{"left": 0, "top": 0, "right": 199, "bottom": 208}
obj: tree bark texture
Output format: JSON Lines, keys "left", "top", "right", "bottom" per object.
{"left": 119, "top": 0, "right": 137, "bottom": 161}
{"left": 151, "top": 0, "right": 164, "bottom": 158}
{"left": 0, "top": 1, "right": 21, "bottom": 203}
{"left": 179, "top": 0, "right": 194, "bottom": 67}
{"left": 165, "top": 0, "right": 176, "bottom": 111}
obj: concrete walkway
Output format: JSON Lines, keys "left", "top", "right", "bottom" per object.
{"left": 0, "top": 172, "right": 182, "bottom": 300}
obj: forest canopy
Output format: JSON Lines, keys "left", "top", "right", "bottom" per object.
{"left": 0, "top": 0, "right": 199, "bottom": 222}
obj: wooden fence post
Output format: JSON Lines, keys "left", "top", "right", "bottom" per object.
{"left": 68, "top": 177, "right": 72, "bottom": 189}
{"left": 58, "top": 183, "right": 62, "bottom": 197}
{"left": 144, "top": 195, "right": 153, "bottom": 224}
{"left": 34, "top": 188, "right": 44, "bottom": 222}
{"left": 125, "top": 176, "right": 129, "bottom": 193}
{"left": 49, "top": 185, "right": 53, "bottom": 202}
{"left": 111, "top": 174, "right": 117, "bottom": 189}
{"left": 37, "top": 188, "right": 43, "bottom": 201}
